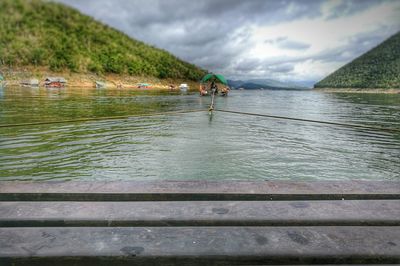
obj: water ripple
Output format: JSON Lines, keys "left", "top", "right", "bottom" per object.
{"left": 0, "top": 89, "right": 399, "bottom": 181}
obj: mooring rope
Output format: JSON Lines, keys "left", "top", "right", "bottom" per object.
{"left": 209, "top": 89, "right": 216, "bottom": 113}
{"left": 215, "top": 109, "right": 400, "bottom": 133}
{"left": 1, "top": 105, "right": 398, "bottom": 134}
{"left": 0, "top": 109, "right": 206, "bottom": 128}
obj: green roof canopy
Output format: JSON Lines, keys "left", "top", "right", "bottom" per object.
{"left": 201, "top": 74, "right": 227, "bottom": 85}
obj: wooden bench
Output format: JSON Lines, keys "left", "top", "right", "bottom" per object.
{"left": 0, "top": 180, "right": 399, "bottom": 265}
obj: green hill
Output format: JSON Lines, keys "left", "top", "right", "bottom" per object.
{"left": 0, "top": 0, "right": 206, "bottom": 80}
{"left": 315, "top": 32, "right": 400, "bottom": 89}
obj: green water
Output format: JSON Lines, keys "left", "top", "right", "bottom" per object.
{"left": 0, "top": 87, "right": 399, "bottom": 181}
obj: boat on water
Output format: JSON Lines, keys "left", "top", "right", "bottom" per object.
{"left": 95, "top": 81, "right": 106, "bottom": 89}
{"left": 179, "top": 83, "right": 189, "bottom": 92}
{"left": 45, "top": 77, "right": 67, "bottom": 88}
{"left": 199, "top": 73, "right": 230, "bottom": 97}
{"left": 21, "top": 79, "right": 39, "bottom": 88}
{"left": 0, "top": 75, "right": 4, "bottom": 88}
{"left": 137, "top": 83, "right": 151, "bottom": 89}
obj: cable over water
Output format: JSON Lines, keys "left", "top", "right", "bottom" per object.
{"left": 1, "top": 106, "right": 399, "bottom": 134}
{"left": 215, "top": 109, "right": 400, "bottom": 133}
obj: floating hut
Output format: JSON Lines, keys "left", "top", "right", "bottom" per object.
{"left": 21, "top": 79, "right": 39, "bottom": 87}
{"left": 45, "top": 77, "right": 67, "bottom": 88}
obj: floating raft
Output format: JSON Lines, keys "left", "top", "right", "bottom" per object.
{"left": 0, "top": 180, "right": 399, "bottom": 265}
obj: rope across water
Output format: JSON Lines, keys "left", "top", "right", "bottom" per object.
{"left": 215, "top": 109, "right": 400, "bottom": 133}
{"left": 0, "top": 107, "right": 398, "bottom": 133}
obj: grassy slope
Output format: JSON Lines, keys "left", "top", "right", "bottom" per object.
{"left": 0, "top": 0, "right": 206, "bottom": 81}
{"left": 315, "top": 32, "right": 400, "bottom": 89}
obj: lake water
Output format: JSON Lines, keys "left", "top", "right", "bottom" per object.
{"left": 0, "top": 87, "right": 399, "bottom": 181}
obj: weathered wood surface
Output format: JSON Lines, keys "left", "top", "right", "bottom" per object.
{"left": 0, "top": 180, "right": 399, "bottom": 201}
{"left": 0, "top": 200, "right": 399, "bottom": 227}
{"left": 1, "top": 226, "right": 399, "bottom": 265}
{"left": 1, "top": 181, "right": 399, "bottom": 265}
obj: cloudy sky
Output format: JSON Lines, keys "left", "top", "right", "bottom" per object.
{"left": 57, "top": 0, "right": 400, "bottom": 86}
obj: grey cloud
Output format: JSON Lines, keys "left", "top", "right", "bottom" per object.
{"left": 278, "top": 40, "right": 311, "bottom": 50}
{"left": 266, "top": 63, "right": 295, "bottom": 73}
{"left": 55, "top": 0, "right": 398, "bottom": 82}
{"left": 325, "top": 0, "right": 395, "bottom": 20}
{"left": 265, "top": 37, "right": 311, "bottom": 50}
{"left": 233, "top": 59, "right": 262, "bottom": 72}
{"left": 314, "top": 27, "right": 400, "bottom": 63}
{"left": 55, "top": 0, "right": 324, "bottom": 79}
{"left": 240, "top": 27, "right": 399, "bottom": 81}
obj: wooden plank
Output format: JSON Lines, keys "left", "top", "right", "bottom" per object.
{"left": 0, "top": 200, "right": 399, "bottom": 227}
{"left": 0, "top": 227, "right": 399, "bottom": 265}
{"left": 0, "top": 181, "right": 399, "bottom": 201}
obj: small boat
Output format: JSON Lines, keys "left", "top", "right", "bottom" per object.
{"left": 45, "top": 77, "right": 67, "bottom": 88}
{"left": 137, "top": 83, "right": 151, "bottom": 89}
{"left": 95, "top": 81, "right": 106, "bottom": 89}
{"left": 21, "top": 79, "right": 39, "bottom": 88}
{"left": 199, "top": 73, "right": 230, "bottom": 97}
{"left": 0, "top": 75, "right": 4, "bottom": 88}
{"left": 179, "top": 83, "right": 189, "bottom": 92}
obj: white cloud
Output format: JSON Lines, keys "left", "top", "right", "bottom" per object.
{"left": 244, "top": 0, "right": 400, "bottom": 82}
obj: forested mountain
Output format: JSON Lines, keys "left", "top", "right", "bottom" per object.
{"left": 0, "top": 0, "right": 206, "bottom": 80}
{"left": 315, "top": 32, "right": 400, "bottom": 89}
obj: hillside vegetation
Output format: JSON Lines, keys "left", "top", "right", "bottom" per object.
{"left": 315, "top": 32, "right": 400, "bottom": 89}
{"left": 0, "top": 0, "right": 206, "bottom": 80}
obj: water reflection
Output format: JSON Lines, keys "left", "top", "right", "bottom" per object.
{"left": 0, "top": 87, "right": 399, "bottom": 181}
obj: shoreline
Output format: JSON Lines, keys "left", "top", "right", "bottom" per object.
{"left": 315, "top": 88, "right": 400, "bottom": 94}
{"left": 2, "top": 69, "right": 399, "bottom": 94}
{"left": 0, "top": 67, "right": 200, "bottom": 90}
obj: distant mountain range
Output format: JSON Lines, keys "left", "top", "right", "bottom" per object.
{"left": 315, "top": 31, "right": 400, "bottom": 89}
{"left": 228, "top": 79, "right": 310, "bottom": 90}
